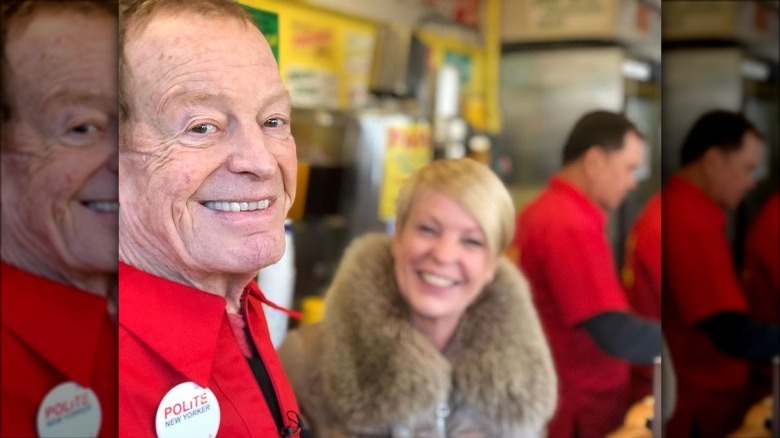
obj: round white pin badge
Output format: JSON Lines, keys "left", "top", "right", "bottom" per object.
{"left": 155, "top": 382, "right": 220, "bottom": 438}
{"left": 36, "top": 381, "right": 101, "bottom": 437}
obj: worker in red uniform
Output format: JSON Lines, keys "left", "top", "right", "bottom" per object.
{"left": 663, "top": 110, "right": 779, "bottom": 438}
{"left": 118, "top": 1, "right": 307, "bottom": 436}
{"left": 1, "top": 2, "right": 118, "bottom": 437}
{"left": 621, "top": 192, "right": 662, "bottom": 403}
{"left": 514, "top": 110, "right": 662, "bottom": 438}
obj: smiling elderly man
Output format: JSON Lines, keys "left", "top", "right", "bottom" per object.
{"left": 1, "top": 2, "right": 118, "bottom": 436}
{"left": 117, "top": 1, "right": 305, "bottom": 436}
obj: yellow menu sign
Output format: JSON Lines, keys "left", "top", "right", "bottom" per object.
{"left": 378, "top": 123, "right": 432, "bottom": 221}
{"left": 239, "top": 0, "right": 376, "bottom": 109}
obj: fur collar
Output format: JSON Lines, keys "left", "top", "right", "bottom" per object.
{"left": 320, "top": 233, "right": 556, "bottom": 429}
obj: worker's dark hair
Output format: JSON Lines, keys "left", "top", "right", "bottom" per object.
{"left": 679, "top": 110, "right": 763, "bottom": 165}
{"left": 562, "top": 110, "right": 643, "bottom": 165}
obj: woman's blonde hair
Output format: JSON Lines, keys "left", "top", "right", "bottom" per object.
{"left": 395, "top": 158, "right": 515, "bottom": 257}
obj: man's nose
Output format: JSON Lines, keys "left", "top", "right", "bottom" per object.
{"left": 226, "top": 123, "right": 277, "bottom": 178}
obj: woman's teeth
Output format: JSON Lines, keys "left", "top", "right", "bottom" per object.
{"left": 421, "top": 272, "right": 457, "bottom": 287}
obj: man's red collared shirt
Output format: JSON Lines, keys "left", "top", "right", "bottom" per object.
{"left": 1, "top": 262, "right": 118, "bottom": 437}
{"left": 663, "top": 176, "right": 750, "bottom": 438}
{"left": 118, "top": 262, "right": 301, "bottom": 437}
{"left": 514, "top": 177, "right": 630, "bottom": 438}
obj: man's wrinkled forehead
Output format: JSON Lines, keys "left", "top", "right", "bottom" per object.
{"left": 123, "top": 12, "right": 264, "bottom": 100}
{"left": 4, "top": 11, "right": 116, "bottom": 112}
{"left": 128, "top": 13, "right": 215, "bottom": 62}
{"left": 125, "top": 10, "right": 260, "bottom": 68}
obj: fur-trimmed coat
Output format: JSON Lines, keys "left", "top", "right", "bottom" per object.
{"left": 278, "top": 233, "right": 557, "bottom": 437}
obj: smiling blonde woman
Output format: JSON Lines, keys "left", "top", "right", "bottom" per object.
{"left": 279, "top": 158, "right": 557, "bottom": 437}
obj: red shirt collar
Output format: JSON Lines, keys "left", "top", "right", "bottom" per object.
{"left": 118, "top": 262, "right": 263, "bottom": 388}
{"left": 666, "top": 176, "right": 726, "bottom": 228}
{"left": 1, "top": 262, "right": 110, "bottom": 386}
{"left": 549, "top": 176, "right": 607, "bottom": 227}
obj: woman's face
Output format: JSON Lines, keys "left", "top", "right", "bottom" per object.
{"left": 392, "top": 189, "right": 497, "bottom": 330}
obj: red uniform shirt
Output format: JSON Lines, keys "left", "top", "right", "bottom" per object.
{"left": 1, "top": 262, "right": 117, "bottom": 437}
{"left": 119, "top": 262, "right": 302, "bottom": 437}
{"left": 514, "top": 177, "right": 630, "bottom": 438}
{"left": 622, "top": 192, "right": 662, "bottom": 402}
{"left": 663, "top": 176, "right": 750, "bottom": 438}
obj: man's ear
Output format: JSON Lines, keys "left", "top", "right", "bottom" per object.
{"left": 582, "top": 146, "right": 605, "bottom": 176}
{"left": 702, "top": 146, "right": 722, "bottom": 164}
{"left": 700, "top": 147, "right": 725, "bottom": 176}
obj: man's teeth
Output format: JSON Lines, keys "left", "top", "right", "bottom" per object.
{"left": 203, "top": 200, "right": 270, "bottom": 212}
{"left": 420, "top": 272, "right": 457, "bottom": 287}
{"left": 84, "top": 201, "right": 119, "bottom": 212}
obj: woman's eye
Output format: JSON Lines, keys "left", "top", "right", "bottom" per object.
{"left": 463, "top": 238, "right": 484, "bottom": 247}
{"left": 190, "top": 123, "right": 217, "bottom": 134}
{"left": 417, "top": 224, "right": 436, "bottom": 234}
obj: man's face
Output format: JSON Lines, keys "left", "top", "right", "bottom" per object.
{"left": 590, "top": 130, "right": 645, "bottom": 211}
{"left": 707, "top": 131, "right": 764, "bottom": 210}
{"left": 119, "top": 14, "right": 296, "bottom": 283}
{"left": 1, "top": 11, "right": 118, "bottom": 278}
